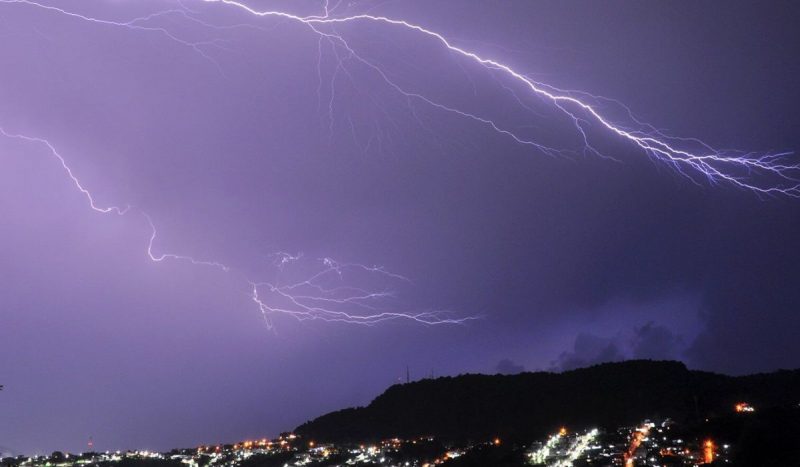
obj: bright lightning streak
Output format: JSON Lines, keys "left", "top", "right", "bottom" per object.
{"left": 4, "top": 0, "right": 796, "bottom": 194}
{"left": 1, "top": 0, "right": 797, "bottom": 327}
{"left": 144, "top": 213, "right": 231, "bottom": 272}
{"left": 197, "top": 0, "right": 799, "bottom": 196}
{"left": 0, "top": 127, "right": 129, "bottom": 215}
{"left": 250, "top": 266, "right": 465, "bottom": 326}
{"left": 0, "top": 0, "right": 230, "bottom": 67}
{"left": 0, "top": 128, "right": 470, "bottom": 327}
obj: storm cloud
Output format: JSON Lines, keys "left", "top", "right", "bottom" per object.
{"left": 0, "top": 0, "right": 798, "bottom": 454}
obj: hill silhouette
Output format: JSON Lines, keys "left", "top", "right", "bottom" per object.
{"left": 295, "top": 360, "right": 800, "bottom": 443}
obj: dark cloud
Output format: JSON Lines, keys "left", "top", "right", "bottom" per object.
{"left": 495, "top": 359, "right": 525, "bottom": 375}
{"left": 688, "top": 275, "right": 800, "bottom": 375}
{"left": 553, "top": 333, "right": 625, "bottom": 372}
{"left": 553, "top": 319, "right": 692, "bottom": 372}
{"left": 631, "top": 322, "right": 684, "bottom": 361}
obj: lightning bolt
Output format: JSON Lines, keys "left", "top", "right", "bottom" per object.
{"left": 0, "top": 126, "right": 473, "bottom": 327}
{"left": 4, "top": 0, "right": 796, "bottom": 195}
{"left": 199, "top": 0, "right": 798, "bottom": 196}
{"left": 250, "top": 258, "right": 465, "bottom": 326}
{"left": 0, "top": 0, "right": 796, "bottom": 326}
{"left": 0, "top": 128, "right": 129, "bottom": 215}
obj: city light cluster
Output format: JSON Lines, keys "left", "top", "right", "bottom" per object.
{"left": 1, "top": 419, "right": 738, "bottom": 467}
{"left": 735, "top": 402, "right": 755, "bottom": 413}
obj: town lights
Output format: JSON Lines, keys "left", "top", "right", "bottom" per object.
{"left": 735, "top": 402, "right": 755, "bottom": 413}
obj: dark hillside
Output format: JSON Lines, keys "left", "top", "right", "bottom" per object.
{"left": 295, "top": 360, "right": 800, "bottom": 443}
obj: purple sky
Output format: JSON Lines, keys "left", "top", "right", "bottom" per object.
{"left": 2, "top": 0, "right": 800, "bottom": 456}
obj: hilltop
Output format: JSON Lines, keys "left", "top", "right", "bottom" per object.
{"left": 295, "top": 360, "right": 800, "bottom": 443}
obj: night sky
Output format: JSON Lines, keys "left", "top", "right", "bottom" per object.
{"left": 1, "top": 0, "right": 799, "bottom": 456}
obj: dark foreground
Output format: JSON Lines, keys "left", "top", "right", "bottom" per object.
{"left": 4, "top": 361, "right": 800, "bottom": 466}
{"left": 4, "top": 405, "right": 799, "bottom": 466}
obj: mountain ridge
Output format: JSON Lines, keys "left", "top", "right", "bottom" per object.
{"left": 295, "top": 360, "right": 800, "bottom": 443}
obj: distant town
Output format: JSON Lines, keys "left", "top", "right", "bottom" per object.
{"left": 4, "top": 404, "right": 768, "bottom": 467}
